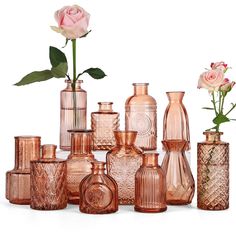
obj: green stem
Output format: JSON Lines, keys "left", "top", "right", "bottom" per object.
{"left": 212, "top": 92, "right": 218, "bottom": 116}
{"left": 72, "top": 39, "right": 77, "bottom": 127}
{"left": 221, "top": 95, "right": 225, "bottom": 114}
{"left": 218, "top": 92, "right": 222, "bottom": 114}
{"left": 225, "top": 103, "right": 236, "bottom": 116}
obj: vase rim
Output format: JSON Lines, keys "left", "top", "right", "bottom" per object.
{"left": 67, "top": 129, "right": 93, "bottom": 133}
{"left": 65, "top": 79, "right": 83, "bottom": 83}
{"left": 203, "top": 131, "right": 223, "bottom": 135}
{"left": 166, "top": 91, "right": 185, "bottom": 94}
{"left": 15, "top": 135, "right": 41, "bottom": 139}
{"left": 132, "top": 83, "right": 149, "bottom": 86}
{"left": 98, "top": 102, "right": 113, "bottom": 105}
{"left": 114, "top": 130, "right": 137, "bottom": 135}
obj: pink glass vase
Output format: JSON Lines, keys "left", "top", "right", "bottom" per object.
{"left": 60, "top": 80, "right": 87, "bottom": 151}
{"left": 125, "top": 83, "right": 157, "bottom": 150}
{"left": 163, "top": 92, "right": 190, "bottom": 150}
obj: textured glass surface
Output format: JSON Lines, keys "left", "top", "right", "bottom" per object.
{"left": 60, "top": 80, "right": 87, "bottom": 151}
{"left": 66, "top": 130, "right": 95, "bottom": 204}
{"left": 80, "top": 162, "right": 118, "bottom": 214}
{"left": 163, "top": 92, "right": 190, "bottom": 150}
{"left": 125, "top": 83, "right": 157, "bottom": 150}
{"left": 30, "top": 160, "right": 67, "bottom": 210}
{"left": 197, "top": 132, "right": 229, "bottom": 210}
{"left": 91, "top": 102, "right": 120, "bottom": 150}
{"left": 106, "top": 131, "right": 143, "bottom": 204}
{"left": 135, "top": 153, "right": 167, "bottom": 213}
{"left": 6, "top": 136, "right": 41, "bottom": 204}
{"left": 162, "top": 140, "right": 195, "bottom": 205}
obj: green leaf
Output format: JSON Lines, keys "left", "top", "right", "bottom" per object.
{"left": 80, "top": 30, "right": 92, "bottom": 38}
{"left": 80, "top": 68, "right": 106, "bottom": 79}
{"left": 14, "top": 70, "right": 53, "bottom": 86}
{"left": 202, "top": 107, "right": 214, "bottom": 110}
{"left": 213, "top": 113, "right": 230, "bottom": 125}
{"left": 49, "top": 46, "right": 67, "bottom": 67}
{"left": 51, "top": 62, "right": 68, "bottom": 78}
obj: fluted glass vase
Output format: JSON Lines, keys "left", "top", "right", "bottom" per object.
{"left": 60, "top": 80, "right": 87, "bottom": 151}
{"left": 197, "top": 132, "right": 229, "bottom": 210}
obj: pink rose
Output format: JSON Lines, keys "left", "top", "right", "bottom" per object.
{"left": 220, "top": 78, "right": 235, "bottom": 92}
{"left": 210, "top": 61, "right": 228, "bottom": 71}
{"left": 198, "top": 69, "right": 225, "bottom": 91}
{"left": 51, "top": 5, "right": 90, "bottom": 39}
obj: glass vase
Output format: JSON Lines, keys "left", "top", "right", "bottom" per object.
{"left": 60, "top": 80, "right": 87, "bottom": 151}
{"left": 66, "top": 129, "right": 95, "bottom": 204}
{"left": 30, "top": 144, "right": 67, "bottom": 210}
{"left": 80, "top": 161, "right": 118, "bottom": 214}
{"left": 163, "top": 91, "right": 190, "bottom": 151}
{"left": 125, "top": 83, "right": 157, "bottom": 150}
{"left": 197, "top": 132, "right": 229, "bottom": 210}
{"left": 162, "top": 140, "right": 195, "bottom": 205}
{"left": 6, "top": 136, "right": 41, "bottom": 204}
{"left": 106, "top": 131, "right": 143, "bottom": 204}
{"left": 135, "top": 153, "right": 167, "bottom": 213}
{"left": 91, "top": 102, "right": 120, "bottom": 150}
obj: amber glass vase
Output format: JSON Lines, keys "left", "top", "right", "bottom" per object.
{"left": 106, "top": 131, "right": 143, "bottom": 204}
{"left": 135, "top": 153, "right": 167, "bottom": 213}
{"left": 60, "top": 80, "right": 87, "bottom": 151}
{"left": 6, "top": 136, "right": 41, "bottom": 204}
{"left": 30, "top": 145, "right": 67, "bottom": 210}
{"left": 163, "top": 92, "right": 190, "bottom": 150}
{"left": 80, "top": 161, "right": 118, "bottom": 214}
{"left": 162, "top": 140, "right": 195, "bottom": 205}
{"left": 91, "top": 102, "right": 120, "bottom": 150}
{"left": 67, "top": 129, "right": 95, "bottom": 204}
{"left": 125, "top": 83, "right": 157, "bottom": 150}
{"left": 197, "top": 132, "right": 229, "bottom": 210}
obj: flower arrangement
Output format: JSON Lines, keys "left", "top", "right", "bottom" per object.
{"left": 15, "top": 5, "right": 106, "bottom": 89}
{"left": 198, "top": 61, "right": 236, "bottom": 132}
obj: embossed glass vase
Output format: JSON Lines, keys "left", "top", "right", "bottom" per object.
{"left": 125, "top": 83, "right": 157, "bottom": 150}
{"left": 80, "top": 161, "right": 118, "bottom": 214}
{"left": 60, "top": 80, "right": 87, "bottom": 151}
{"left": 91, "top": 102, "right": 120, "bottom": 150}
{"left": 197, "top": 132, "right": 229, "bottom": 210}
{"left": 106, "top": 131, "right": 143, "bottom": 204}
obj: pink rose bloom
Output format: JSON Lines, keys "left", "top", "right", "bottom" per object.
{"left": 220, "top": 78, "right": 235, "bottom": 92}
{"left": 198, "top": 69, "right": 225, "bottom": 92}
{"left": 51, "top": 5, "right": 90, "bottom": 39}
{"left": 210, "top": 61, "right": 228, "bottom": 71}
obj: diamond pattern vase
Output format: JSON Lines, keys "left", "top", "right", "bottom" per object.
{"left": 197, "top": 132, "right": 229, "bottom": 210}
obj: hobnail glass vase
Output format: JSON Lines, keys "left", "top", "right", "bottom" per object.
{"left": 197, "top": 132, "right": 229, "bottom": 210}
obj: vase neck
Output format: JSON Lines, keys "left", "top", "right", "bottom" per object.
{"left": 142, "top": 153, "right": 158, "bottom": 167}
{"left": 167, "top": 91, "right": 184, "bottom": 103}
{"left": 42, "top": 144, "right": 57, "bottom": 159}
{"left": 98, "top": 102, "right": 113, "bottom": 112}
{"left": 14, "top": 136, "right": 41, "bottom": 170}
{"left": 92, "top": 161, "right": 106, "bottom": 175}
{"left": 162, "top": 140, "right": 187, "bottom": 152}
{"left": 204, "top": 132, "right": 222, "bottom": 142}
{"left": 65, "top": 80, "right": 83, "bottom": 89}
{"left": 68, "top": 130, "right": 93, "bottom": 155}
{"left": 114, "top": 131, "right": 137, "bottom": 146}
{"left": 133, "top": 83, "right": 149, "bottom": 95}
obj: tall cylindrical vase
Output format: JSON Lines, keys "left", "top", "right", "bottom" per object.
{"left": 60, "top": 80, "right": 87, "bottom": 151}
{"left": 197, "top": 132, "right": 229, "bottom": 210}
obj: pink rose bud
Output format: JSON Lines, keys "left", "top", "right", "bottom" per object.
{"left": 220, "top": 79, "right": 235, "bottom": 92}
{"left": 51, "top": 5, "right": 90, "bottom": 39}
{"left": 210, "top": 61, "right": 227, "bottom": 71}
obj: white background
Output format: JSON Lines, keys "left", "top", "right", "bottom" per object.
{"left": 0, "top": 0, "right": 236, "bottom": 235}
